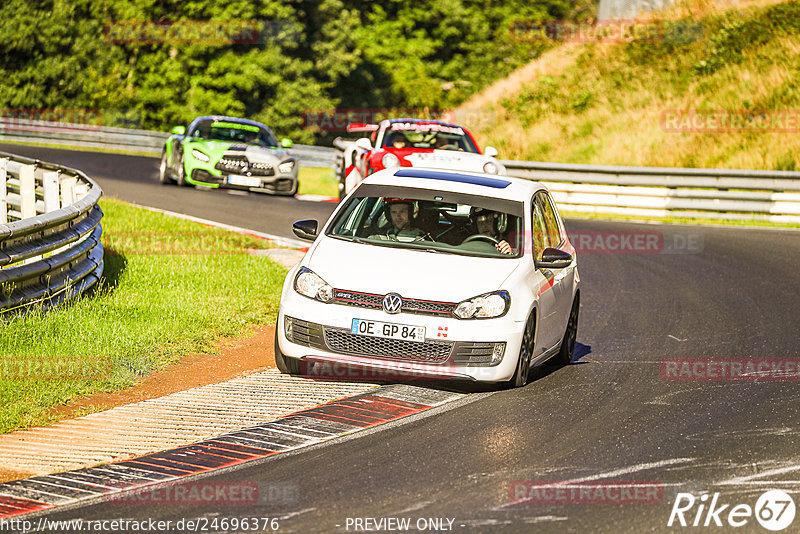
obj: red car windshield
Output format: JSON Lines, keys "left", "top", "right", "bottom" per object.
{"left": 382, "top": 123, "right": 479, "bottom": 153}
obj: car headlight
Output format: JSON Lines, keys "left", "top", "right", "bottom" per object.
{"left": 279, "top": 160, "right": 295, "bottom": 174}
{"left": 483, "top": 161, "right": 499, "bottom": 174}
{"left": 454, "top": 290, "right": 510, "bottom": 319}
{"left": 294, "top": 267, "right": 333, "bottom": 302}
{"left": 382, "top": 153, "right": 400, "bottom": 168}
{"left": 191, "top": 149, "right": 210, "bottom": 162}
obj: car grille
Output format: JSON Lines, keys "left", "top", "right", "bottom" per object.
{"left": 332, "top": 290, "right": 455, "bottom": 317}
{"left": 215, "top": 156, "right": 275, "bottom": 176}
{"left": 452, "top": 342, "right": 503, "bottom": 366}
{"left": 191, "top": 169, "right": 223, "bottom": 184}
{"left": 323, "top": 328, "right": 453, "bottom": 363}
{"left": 287, "top": 317, "right": 324, "bottom": 348}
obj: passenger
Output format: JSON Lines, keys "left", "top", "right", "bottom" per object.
{"left": 469, "top": 207, "right": 513, "bottom": 255}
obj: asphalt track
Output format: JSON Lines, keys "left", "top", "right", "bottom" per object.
{"left": 6, "top": 143, "right": 800, "bottom": 532}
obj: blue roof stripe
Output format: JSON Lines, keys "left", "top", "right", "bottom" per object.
{"left": 394, "top": 169, "right": 511, "bottom": 189}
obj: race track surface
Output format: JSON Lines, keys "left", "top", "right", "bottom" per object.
{"left": 7, "top": 144, "right": 800, "bottom": 533}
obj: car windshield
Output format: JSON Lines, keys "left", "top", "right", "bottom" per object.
{"left": 326, "top": 185, "right": 523, "bottom": 258}
{"left": 191, "top": 120, "right": 279, "bottom": 148}
{"left": 382, "top": 123, "right": 478, "bottom": 153}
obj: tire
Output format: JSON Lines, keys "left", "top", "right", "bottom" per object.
{"left": 158, "top": 150, "right": 173, "bottom": 184}
{"left": 274, "top": 322, "right": 301, "bottom": 375}
{"left": 508, "top": 312, "right": 535, "bottom": 388}
{"left": 556, "top": 293, "right": 580, "bottom": 365}
{"left": 176, "top": 151, "right": 188, "bottom": 186}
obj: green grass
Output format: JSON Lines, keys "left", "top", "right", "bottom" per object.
{"left": 0, "top": 198, "right": 288, "bottom": 433}
{"left": 298, "top": 166, "right": 338, "bottom": 197}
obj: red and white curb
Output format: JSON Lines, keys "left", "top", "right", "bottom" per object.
{"left": 0, "top": 385, "right": 464, "bottom": 520}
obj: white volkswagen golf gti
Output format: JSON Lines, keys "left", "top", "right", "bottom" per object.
{"left": 275, "top": 168, "right": 580, "bottom": 387}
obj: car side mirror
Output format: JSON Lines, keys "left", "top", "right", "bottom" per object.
{"left": 484, "top": 146, "right": 499, "bottom": 158}
{"left": 281, "top": 138, "right": 293, "bottom": 148}
{"left": 293, "top": 219, "right": 318, "bottom": 241}
{"left": 355, "top": 138, "right": 372, "bottom": 150}
{"left": 171, "top": 126, "right": 186, "bottom": 136}
{"left": 535, "top": 247, "right": 573, "bottom": 269}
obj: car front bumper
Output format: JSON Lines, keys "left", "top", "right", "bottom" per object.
{"left": 277, "top": 289, "right": 525, "bottom": 383}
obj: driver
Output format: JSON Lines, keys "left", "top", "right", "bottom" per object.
{"left": 372, "top": 198, "right": 425, "bottom": 241}
{"left": 388, "top": 132, "right": 407, "bottom": 149}
{"left": 469, "top": 207, "right": 513, "bottom": 255}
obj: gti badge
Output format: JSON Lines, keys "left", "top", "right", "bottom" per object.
{"left": 382, "top": 293, "right": 403, "bottom": 314}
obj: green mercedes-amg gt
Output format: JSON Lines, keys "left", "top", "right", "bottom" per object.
{"left": 159, "top": 116, "right": 299, "bottom": 195}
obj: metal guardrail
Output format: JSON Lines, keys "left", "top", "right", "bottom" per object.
{"left": 331, "top": 137, "right": 800, "bottom": 222}
{"left": 0, "top": 150, "right": 104, "bottom": 313}
{"left": 0, "top": 117, "right": 338, "bottom": 167}
{"left": 502, "top": 161, "right": 800, "bottom": 223}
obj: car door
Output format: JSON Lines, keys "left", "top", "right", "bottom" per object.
{"left": 530, "top": 195, "right": 561, "bottom": 354}
{"left": 536, "top": 191, "right": 575, "bottom": 329}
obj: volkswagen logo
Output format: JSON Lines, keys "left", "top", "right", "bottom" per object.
{"left": 382, "top": 293, "right": 403, "bottom": 314}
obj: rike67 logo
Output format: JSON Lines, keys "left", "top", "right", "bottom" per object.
{"left": 668, "top": 490, "right": 796, "bottom": 530}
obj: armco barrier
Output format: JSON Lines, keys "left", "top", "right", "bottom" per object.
{"left": 332, "top": 137, "right": 800, "bottom": 223}
{"left": 0, "top": 116, "right": 338, "bottom": 168}
{"left": 0, "top": 151, "right": 104, "bottom": 313}
{"left": 502, "top": 161, "right": 800, "bottom": 223}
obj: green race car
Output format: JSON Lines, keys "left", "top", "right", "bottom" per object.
{"left": 159, "top": 116, "right": 299, "bottom": 195}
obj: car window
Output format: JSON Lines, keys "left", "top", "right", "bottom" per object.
{"left": 532, "top": 197, "right": 550, "bottom": 262}
{"left": 327, "top": 189, "right": 523, "bottom": 258}
{"left": 381, "top": 123, "right": 478, "bottom": 153}
{"left": 537, "top": 192, "right": 563, "bottom": 247}
{"left": 190, "top": 120, "right": 279, "bottom": 147}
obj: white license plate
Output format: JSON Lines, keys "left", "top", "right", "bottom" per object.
{"left": 351, "top": 319, "right": 425, "bottom": 342}
{"left": 228, "top": 175, "right": 261, "bottom": 187}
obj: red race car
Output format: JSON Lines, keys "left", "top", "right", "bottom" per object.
{"left": 338, "top": 118, "right": 504, "bottom": 200}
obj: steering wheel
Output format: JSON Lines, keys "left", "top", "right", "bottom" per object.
{"left": 463, "top": 234, "right": 500, "bottom": 245}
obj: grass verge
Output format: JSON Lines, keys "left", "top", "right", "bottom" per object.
{"left": 298, "top": 166, "right": 338, "bottom": 197}
{"left": 0, "top": 198, "right": 288, "bottom": 433}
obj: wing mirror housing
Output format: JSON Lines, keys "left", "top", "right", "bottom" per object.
{"left": 171, "top": 125, "right": 186, "bottom": 136}
{"left": 354, "top": 138, "right": 372, "bottom": 150}
{"left": 484, "top": 146, "right": 499, "bottom": 157}
{"left": 281, "top": 138, "right": 293, "bottom": 148}
{"left": 292, "top": 219, "right": 318, "bottom": 241}
{"left": 535, "top": 247, "right": 573, "bottom": 269}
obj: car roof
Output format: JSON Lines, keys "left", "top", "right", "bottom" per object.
{"left": 362, "top": 168, "right": 544, "bottom": 201}
{"left": 190, "top": 116, "right": 272, "bottom": 131}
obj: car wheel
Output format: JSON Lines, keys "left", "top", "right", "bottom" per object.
{"left": 508, "top": 312, "right": 535, "bottom": 388}
{"left": 556, "top": 294, "right": 580, "bottom": 365}
{"left": 158, "top": 150, "right": 173, "bottom": 184}
{"left": 176, "top": 151, "right": 188, "bottom": 186}
{"left": 274, "top": 323, "right": 301, "bottom": 375}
